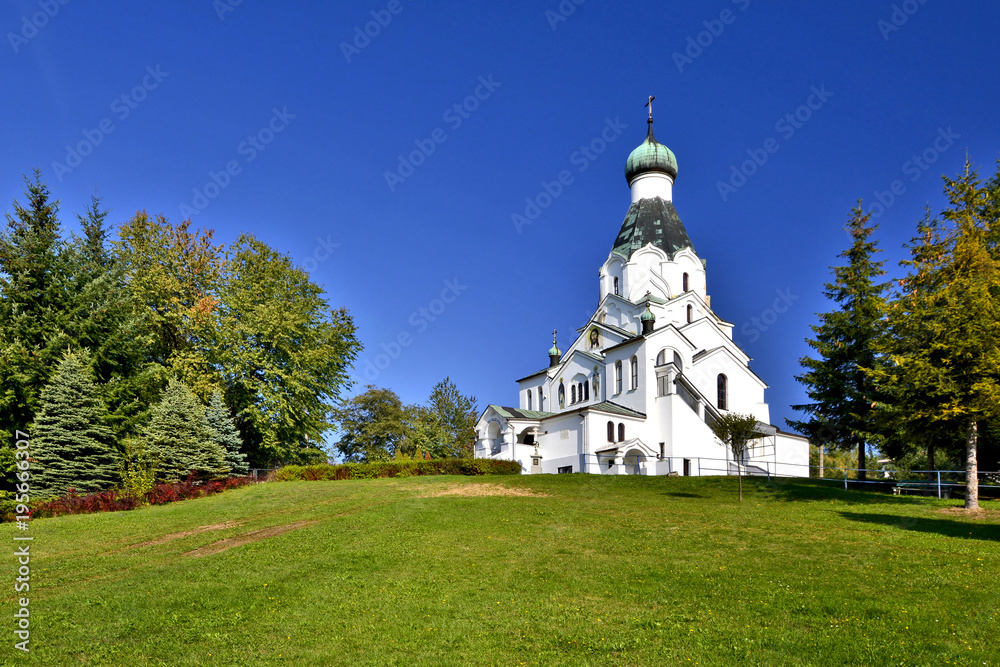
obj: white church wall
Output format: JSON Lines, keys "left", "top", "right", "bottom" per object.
{"left": 603, "top": 345, "right": 645, "bottom": 414}
{"left": 662, "top": 249, "right": 706, "bottom": 300}
{"left": 625, "top": 246, "right": 671, "bottom": 302}
{"left": 665, "top": 392, "right": 729, "bottom": 470}
{"left": 601, "top": 257, "right": 625, "bottom": 302}
{"left": 629, "top": 171, "right": 673, "bottom": 203}
{"left": 774, "top": 432, "right": 810, "bottom": 477}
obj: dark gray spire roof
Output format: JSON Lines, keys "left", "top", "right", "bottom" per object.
{"left": 610, "top": 196, "right": 695, "bottom": 261}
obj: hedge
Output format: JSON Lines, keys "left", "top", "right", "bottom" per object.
{"left": 273, "top": 458, "right": 522, "bottom": 481}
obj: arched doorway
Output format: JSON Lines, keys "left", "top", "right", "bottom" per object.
{"left": 622, "top": 448, "right": 646, "bottom": 475}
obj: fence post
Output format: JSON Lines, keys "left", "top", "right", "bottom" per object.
{"left": 698, "top": 458, "right": 702, "bottom": 477}
{"left": 937, "top": 470, "right": 942, "bottom": 500}
{"left": 844, "top": 469, "right": 848, "bottom": 491}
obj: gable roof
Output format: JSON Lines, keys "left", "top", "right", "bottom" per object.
{"left": 488, "top": 405, "right": 556, "bottom": 420}
{"left": 611, "top": 196, "right": 695, "bottom": 261}
{"left": 582, "top": 401, "right": 646, "bottom": 418}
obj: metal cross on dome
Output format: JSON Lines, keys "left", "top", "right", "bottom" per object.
{"left": 646, "top": 95, "right": 655, "bottom": 121}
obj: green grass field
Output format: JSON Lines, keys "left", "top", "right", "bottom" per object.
{"left": 2, "top": 474, "right": 998, "bottom": 666}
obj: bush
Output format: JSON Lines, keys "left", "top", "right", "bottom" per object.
{"left": 273, "top": 458, "right": 521, "bottom": 482}
{"left": 19, "top": 475, "right": 258, "bottom": 520}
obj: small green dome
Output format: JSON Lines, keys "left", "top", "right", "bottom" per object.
{"left": 548, "top": 342, "right": 561, "bottom": 356}
{"left": 640, "top": 305, "right": 656, "bottom": 322}
{"left": 625, "top": 121, "right": 677, "bottom": 184}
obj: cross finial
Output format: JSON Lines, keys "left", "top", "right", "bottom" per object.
{"left": 552, "top": 329, "right": 557, "bottom": 344}
{"left": 645, "top": 95, "right": 655, "bottom": 122}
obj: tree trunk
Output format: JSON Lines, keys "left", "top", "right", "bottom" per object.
{"left": 857, "top": 439, "right": 867, "bottom": 481}
{"left": 819, "top": 445, "right": 824, "bottom": 479}
{"left": 965, "top": 420, "right": 979, "bottom": 510}
{"left": 738, "top": 466, "right": 743, "bottom": 502}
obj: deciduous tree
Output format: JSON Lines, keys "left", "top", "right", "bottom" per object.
{"left": 709, "top": 412, "right": 763, "bottom": 501}
{"left": 216, "top": 234, "right": 360, "bottom": 465}
{"left": 332, "top": 386, "right": 409, "bottom": 463}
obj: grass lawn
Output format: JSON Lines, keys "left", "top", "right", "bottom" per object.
{"left": 2, "top": 474, "right": 998, "bottom": 666}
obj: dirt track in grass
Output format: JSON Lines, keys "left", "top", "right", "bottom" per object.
{"left": 184, "top": 520, "right": 319, "bottom": 557}
{"left": 129, "top": 521, "right": 245, "bottom": 548}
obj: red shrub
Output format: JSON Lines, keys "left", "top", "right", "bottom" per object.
{"left": 23, "top": 474, "right": 258, "bottom": 520}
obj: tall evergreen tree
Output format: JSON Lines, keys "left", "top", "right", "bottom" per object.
{"left": 789, "top": 203, "right": 888, "bottom": 480}
{"left": 0, "top": 172, "right": 67, "bottom": 445}
{"left": 142, "top": 378, "right": 228, "bottom": 482}
{"left": 206, "top": 390, "right": 248, "bottom": 476}
{"left": 880, "top": 162, "right": 1000, "bottom": 510}
{"left": 30, "top": 352, "right": 118, "bottom": 497}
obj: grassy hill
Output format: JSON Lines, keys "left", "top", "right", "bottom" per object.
{"left": 2, "top": 474, "right": 998, "bottom": 666}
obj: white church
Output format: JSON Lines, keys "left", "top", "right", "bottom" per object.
{"left": 475, "top": 106, "right": 809, "bottom": 477}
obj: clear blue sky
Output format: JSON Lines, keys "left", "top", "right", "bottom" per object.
{"left": 3, "top": 1, "right": 999, "bottom": 435}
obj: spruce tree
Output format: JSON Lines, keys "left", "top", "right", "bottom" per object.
{"left": 881, "top": 162, "right": 1000, "bottom": 510}
{"left": 206, "top": 390, "right": 248, "bottom": 476}
{"left": 788, "top": 203, "right": 888, "bottom": 480}
{"left": 31, "top": 352, "right": 118, "bottom": 497}
{"left": 0, "top": 172, "right": 67, "bottom": 446}
{"left": 142, "top": 378, "right": 228, "bottom": 482}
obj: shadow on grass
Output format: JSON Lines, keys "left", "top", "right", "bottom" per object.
{"left": 661, "top": 492, "right": 706, "bottom": 499}
{"left": 754, "top": 478, "right": 932, "bottom": 506}
{"left": 839, "top": 511, "right": 1000, "bottom": 541}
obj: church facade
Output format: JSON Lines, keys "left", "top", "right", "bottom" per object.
{"left": 475, "top": 110, "right": 809, "bottom": 477}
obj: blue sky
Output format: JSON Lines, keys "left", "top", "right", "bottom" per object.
{"left": 3, "top": 1, "right": 999, "bottom": 436}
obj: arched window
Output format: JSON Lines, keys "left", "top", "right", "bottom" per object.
{"left": 607, "top": 421, "right": 615, "bottom": 442}
{"left": 613, "top": 276, "right": 620, "bottom": 296}
{"left": 673, "top": 351, "right": 683, "bottom": 372}
{"left": 571, "top": 384, "right": 576, "bottom": 404}
{"left": 615, "top": 361, "right": 623, "bottom": 394}
{"left": 656, "top": 349, "right": 665, "bottom": 366}
{"left": 687, "top": 304, "right": 693, "bottom": 323}
{"left": 618, "top": 423, "right": 625, "bottom": 442}
{"left": 538, "top": 387, "right": 544, "bottom": 409}
{"left": 583, "top": 380, "right": 589, "bottom": 401}
{"left": 527, "top": 389, "right": 533, "bottom": 411}
{"left": 630, "top": 356, "right": 638, "bottom": 390}
{"left": 558, "top": 382, "right": 565, "bottom": 408}
{"left": 717, "top": 374, "right": 728, "bottom": 411}
{"left": 682, "top": 272, "right": 689, "bottom": 292}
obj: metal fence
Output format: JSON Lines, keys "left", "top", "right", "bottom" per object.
{"left": 575, "top": 453, "right": 999, "bottom": 499}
